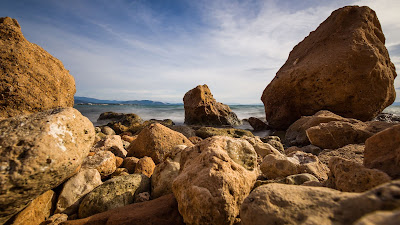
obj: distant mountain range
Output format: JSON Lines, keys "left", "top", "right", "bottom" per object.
{"left": 74, "top": 96, "right": 181, "bottom": 105}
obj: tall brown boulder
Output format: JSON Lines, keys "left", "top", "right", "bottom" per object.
{"left": 261, "top": 6, "right": 396, "bottom": 130}
{"left": 183, "top": 84, "right": 241, "bottom": 126}
{"left": 0, "top": 17, "right": 75, "bottom": 118}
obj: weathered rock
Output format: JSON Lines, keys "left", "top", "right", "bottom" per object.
{"left": 91, "top": 135, "right": 127, "bottom": 158}
{"left": 55, "top": 169, "right": 102, "bottom": 215}
{"left": 172, "top": 136, "right": 258, "bottom": 225}
{"left": 242, "top": 136, "right": 281, "bottom": 158}
{"left": 134, "top": 192, "right": 150, "bottom": 203}
{"left": 170, "top": 125, "right": 196, "bottom": 138}
{"left": 0, "top": 108, "right": 94, "bottom": 224}
{"left": 247, "top": 117, "right": 269, "bottom": 131}
{"left": 78, "top": 174, "right": 150, "bottom": 218}
{"left": 61, "top": 194, "right": 184, "bottom": 225}
{"left": 285, "top": 110, "right": 348, "bottom": 146}
{"left": 318, "top": 144, "right": 365, "bottom": 165}
{"left": 122, "top": 157, "right": 139, "bottom": 174}
{"left": 195, "top": 127, "right": 253, "bottom": 139}
{"left": 100, "top": 126, "right": 115, "bottom": 135}
{"left": 0, "top": 17, "right": 75, "bottom": 118}
{"left": 134, "top": 156, "right": 155, "bottom": 178}
{"left": 364, "top": 124, "right": 400, "bottom": 178}
{"left": 151, "top": 145, "right": 185, "bottom": 199}
{"left": 183, "top": 84, "right": 241, "bottom": 126}
{"left": 261, "top": 6, "right": 396, "bottom": 130}
{"left": 284, "top": 173, "right": 319, "bottom": 185}
{"left": 98, "top": 112, "right": 142, "bottom": 135}
{"left": 9, "top": 190, "right": 56, "bottom": 225}
{"left": 81, "top": 151, "right": 116, "bottom": 179}
{"left": 110, "top": 168, "right": 129, "bottom": 178}
{"left": 40, "top": 213, "right": 68, "bottom": 225}
{"left": 285, "top": 145, "right": 322, "bottom": 156}
{"left": 121, "top": 134, "right": 136, "bottom": 143}
{"left": 127, "top": 123, "right": 193, "bottom": 164}
{"left": 306, "top": 120, "right": 393, "bottom": 149}
{"left": 354, "top": 210, "right": 400, "bottom": 225}
{"left": 373, "top": 113, "right": 400, "bottom": 123}
{"left": 115, "top": 156, "right": 123, "bottom": 168}
{"left": 327, "top": 157, "right": 391, "bottom": 192}
{"left": 188, "top": 136, "right": 202, "bottom": 144}
{"left": 240, "top": 180, "right": 400, "bottom": 225}
{"left": 261, "top": 151, "right": 329, "bottom": 181}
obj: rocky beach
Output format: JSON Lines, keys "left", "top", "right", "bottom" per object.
{"left": 1, "top": 5, "right": 400, "bottom": 225}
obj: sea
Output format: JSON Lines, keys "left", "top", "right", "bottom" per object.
{"left": 74, "top": 104, "right": 400, "bottom": 128}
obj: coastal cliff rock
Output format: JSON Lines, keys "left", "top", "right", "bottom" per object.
{"left": 0, "top": 17, "right": 76, "bottom": 118}
{"left": 183, "top": 84, "right": 241, "bottom": 126}
{"left": 172, "top": 136, "right": 258, "bottom": 225}
{"left": 261, "top": 6, "right": 396, "bottom": 129}
{"left": 0, "top": 108, "right": 94, "bottom": 224}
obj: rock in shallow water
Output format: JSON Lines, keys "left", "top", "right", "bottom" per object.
{"left": 0, "top": 107, "right": 94, "bottom": 224}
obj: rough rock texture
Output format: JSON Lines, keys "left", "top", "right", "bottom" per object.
{"left": 110, "top": 168, "right": 129, "bottom": 178}
{"left": 100, "top": 126, "right": 115, "bottom": 135}
{"left": 127, "top": 123, "right": 193, "bottom": 164}
{"left": 41, "top": 213, "right": 68, "bottom": 225}
{"left": 61, "top": 194, "right": 184, "bottom": 225}
{"left": 242, "top": 136, "right": 281, "bottom": 157}
{"left": 306, "top": 120, "right": 393, "bottom": 149}
{"left": 261, "top": 151, "right": 329, "bottom": 181}
{"left": 183, "top": 84, "right": 241, "bottom": 126}
{"left": 91, "top": 135, "right": 126, "bottom": 158}
{"left": 134, "top": 156, "right": 155, "bottom": 178}
{"left": 261, "top": 6, "right": 396, "bottom": 130}
{"left": 327, "top": 157, "right": 391, "bottom": 192}
{"left": 354, "top": 210, "right": 400, "bottom": 225}
{"left": 318, "top": 144, "right": 365, "bottom": 165}
{"left": 55, "top": 169, "right": 102, "bottom": 215}
{"left": 247, "top": 117, "right": 269, "bottom": 131}
{"left": 122, "top": 157, "right": 139, "bottom": 173}
{"left": 10, "top": 190, "right": 56, "bottom": 225}
{"left": 285, "top": 110, "right": 348, "bottom": 146}
{"left": 172, "top": 136, "right": 258, "bottom": 225}
{"left": 81, "top": 151, "right": 116, "bottom": 179}
{"left": 115, "top": 156, "right": 123, "bottom": 168}
{"left": 240, "top": 180, "right": 400, "bottom": 225}
{"left": 78, "top": 174, "right": 150, "bottom": 218}
{"left": 0, "top": 108, "right": 94, "bottom": 224}
{"left": 364, "top": 124, "right": 400, "bottom": 178}
{"left": 195, "top": 127, "right": 254, "bottom": 139}
{"left": 151, "top": 145, "right": 185, "bottom": 199}
{"left": 170, "top": 125, "right": 196, "bottom": 138}
{"left": 0, "top": 17, "right": 76, "bottom": 118}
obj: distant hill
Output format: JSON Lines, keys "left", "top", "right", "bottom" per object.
{"left": 74, "top": 96, "right": 180, "bottom": 105}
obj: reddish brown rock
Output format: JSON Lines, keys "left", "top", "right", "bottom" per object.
{"left": 318, "top": 144, "right": 365, "bottom": 165}
{"left": 127, "top": 123, "right": 193, "bottom": 164}
{"left": 183, "top": 84, "right": 241, "bottom": 126}
{"left": 261, "top": 6, "right": 396, "bottom": 130}
{"left": 122, "top": 157, "right": 139, "bottom": 173}
{"left": 134, "top": 156, "right": 156, "bottom": 178}
{"left": 60, "top": 194, "right": 184, "bottom": 225}
{"left": 115, "top": 156, "right": 123, "bottom": 168}
{"left": 247, "top": 117, "right": 269, "bottom": 131}
{"left": 364, "top": 124, "right": 400, "bottom": 178}
{"left": 0, "top": 17, "right": 75, "bottom": 118}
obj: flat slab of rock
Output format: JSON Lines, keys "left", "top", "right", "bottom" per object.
{"left": 0, "top": 108, "right": 94, "bottom": 224}
{"left": 183, "top": 84, "right": 241, "bottom": 126}
{"left": 0, "top": 17, "right": 75, "bottom": 118}
{"left": 261, "top": 6, "right": 396, "bottom": 129}
{"left": 240, "top": 180, "right": 400, "bottom": 225}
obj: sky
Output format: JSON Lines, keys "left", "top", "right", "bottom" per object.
{"left": 1, "top": 0, "right": 399, "bottom": 104}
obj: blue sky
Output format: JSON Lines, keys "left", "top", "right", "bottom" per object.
{"left": 1, "top": 0, "right": 399, "bottom": 104}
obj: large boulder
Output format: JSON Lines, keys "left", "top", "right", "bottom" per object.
{"left": 78, "top": 174, "right": 150, "bottom": 218}
{"left": 127, "top": 123, "right": 193, "bottom": 164}
{"left": 240, "top": 180, "right": 400, "bottom": 225}
{"left": 0, "top": 17, "right": 75, "bottom": 118}
{"left": 183, "top": 84, "right": 241, "bottom": 126}
{"left": 261, "top": 6, "right": 396, "bottom": 130}
{"left": 0, "top": 108, "right": 94, "bottom": 224}
{"left": 364, "top": 124, "right": 400, "bottom": 178}
{"left": 61, "top": 194, "right": 184, "bottom": 225}
{"left": 172, "top": 136, "right": 258, "bottom": 225}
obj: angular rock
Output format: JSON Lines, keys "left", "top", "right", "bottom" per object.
{"left": 0, "top": 17, "right": 76, "bottom": 118}
{"left": 61, "top": 194, "right": 184, "bottom": 225}
{"left": 364, "top": 124, "right": 400, "bottom": 178}
{"left": 318, "top": 144, "right": 365, "bottom": 165}
{"left": 260, "top": 151, "right": 329, "bottom": 181}
{"left": 183, "top": 84, "right": 241, "bottom": 126}
{"left": 78, "top": 174, "right": 150, "bottom": 218}
{"left": 91, "top": 135, "right": 127, "bottom": 158}
{"left": 55, "top": 169, "right": 102, "bottom": 215}
{"left": 134, "top": 156, "right": 155, "bottom": 178}
{"left": 0, "top": 108, "right": 94, "bottom": 224}
{"left": 242, "top": 136, "right": 281, "bottom": 157}
{"left": 127, "top": 123, "right": 193, "bottom": 164}
{"left": 172, "top": 136, "right": 258, "bottom": 225}
{"left": 247, "top": 117, "right": 269, "bottom": 131}
{"left": 195, "top": 127, "right": 253, "bottom": 139}
{"left": 151, "top": 145, "right": 185, "bottom": 199}
{"left": 240, "top": 180, "right": 400, "bottom": 225}
{"left": 354, "top": 210, "right": 400, "bottom": 225}
{"left": 9, "top": 190, "right": 56, "bottom": 225}
{"left": 306, "top": 120, "right": 393, "bottom": 149}
{"left": 81, "top": 151, "right": 116, "bottom": 179}
{"left": 122, "top": 157, "right": 139, "bottom": 174}
{"left": 261, "top": 6, "right": 396, "bottom": 130}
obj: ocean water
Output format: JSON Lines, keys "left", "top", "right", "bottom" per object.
{"left": 74, "top": 104, "right": 400, "bottom": 127}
